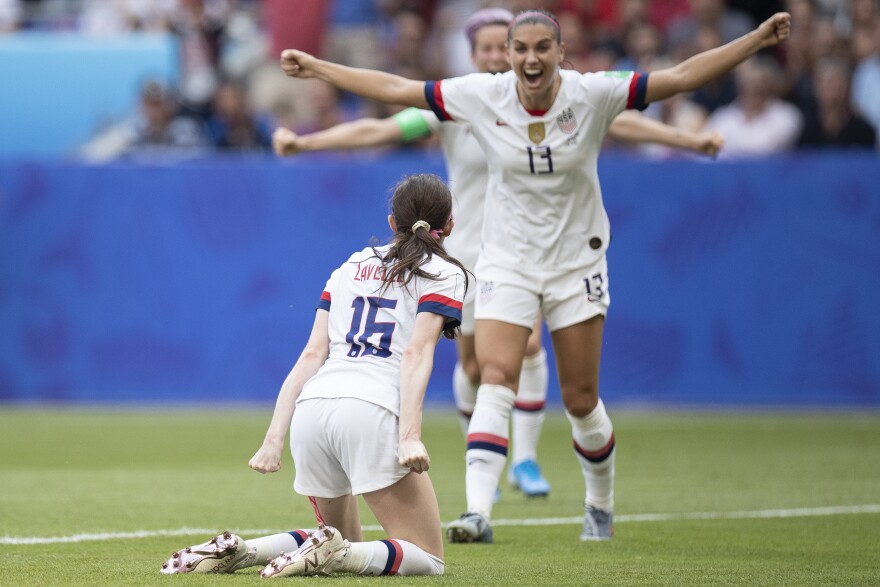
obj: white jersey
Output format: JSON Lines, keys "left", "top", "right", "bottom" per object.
{"left": 417, "top": 111, "right": 486, "bottom": 271}
{"left": 299, "top": 245, "right": 466, "bottom": 415}
{"left": 425, "top": 69, "right": 649, "bottom": 270}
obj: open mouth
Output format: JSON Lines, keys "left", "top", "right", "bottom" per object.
{"left": 523, "top": 69, "right": 543, "bottom": 85}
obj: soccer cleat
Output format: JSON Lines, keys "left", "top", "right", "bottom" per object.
{"left": 160, "top": 531, "right": 255, "bottom": 574}
{"left": 446, "top": 512, "right": 493, "bottom": 544}
{"left": 260, "top": 525, "right": 350, "bottom": 578}
{"left": 580, "top": 505, "right": 613, "bottom": 541}
{"left": 508, "top": 459, "right": 551, "bottom": 497}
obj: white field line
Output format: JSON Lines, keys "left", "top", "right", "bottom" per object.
{"left": 3, "top": 504, "right": 879, "bottom": 545}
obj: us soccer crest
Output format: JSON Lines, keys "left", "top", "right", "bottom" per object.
{"left": 557, "top": 107, "right": 577, "bottom": 134}
{"left": 528, "top": 122, "right": 545, "bottom": 144}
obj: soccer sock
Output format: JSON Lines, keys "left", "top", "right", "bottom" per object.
{"left": 344, "top": 540, "right": 444, "bottom": 576}
{"left": 452, "top": 361, "right": 478, "bottom": 438}
{"left": 566, "top": 399, "right": 616, "bottom": 511}
{"left": 465, "top": 384, "right": 516, "bottom": 519}
{"left": 246, "top": 530, "right": 311, "bottom": 567}
{"left": 511, "top": 348, "right": 548, "bottom": 464}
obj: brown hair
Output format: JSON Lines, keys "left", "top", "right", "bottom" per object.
{"left": 508, "top": 9, "right": 562, "bottom": 44}
{"left": 376, "top": 174, "right": 469, "bottom": 339}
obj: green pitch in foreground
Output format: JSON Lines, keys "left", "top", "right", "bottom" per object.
{"left": 1, "top": 408, "right": 879, "bottom": 586}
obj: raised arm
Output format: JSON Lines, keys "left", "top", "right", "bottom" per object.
{"left": 645, "top": 12, "right": 790, "bottom": 104}
{"left": 280, "top": 49, "right": 429, "bottom": 109}
{"left": 609, "top": 111, "right": 724, "bottom": 157}
{"left": 248, "top": 310, "right": 330, "bottom": 474}
{"left": 272, "top": 108, "right": 433, "bottom": 157}
{"left": 397, "top": 311, "right": 445, "bottom": 474}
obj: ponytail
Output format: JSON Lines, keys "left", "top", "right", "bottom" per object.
{"left": 373, "top": 174, "right": 471, "bottom": 339}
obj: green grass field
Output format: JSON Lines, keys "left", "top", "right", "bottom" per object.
{"left": 1, "top": 407, "right": 879, "bottom": 586}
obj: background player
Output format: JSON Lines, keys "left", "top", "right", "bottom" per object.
{"left": 272, "top": 7, "right": 723, "bottom": 499}
{"left": 162, "top": 173, "right": 466, "bottom": 577}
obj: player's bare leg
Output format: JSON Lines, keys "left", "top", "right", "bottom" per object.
{"left": 309, "top": 493, "right": 363, "bottom": 543}
{"left": 453, "top": 334, "right": 480, "bottom": 436}
{"left": 508, "top": 316, "right": 551, "bottom": 497}
{"left": 551, "top": 316, "right": 615, "bottom": 540}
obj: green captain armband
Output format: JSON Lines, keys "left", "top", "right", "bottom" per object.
{"left": 393, "top": 108, "right": 433, "bottom": 142}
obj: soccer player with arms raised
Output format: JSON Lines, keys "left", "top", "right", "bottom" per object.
{"left": 272, "top": 7, "right": 723, "bottom": 500}
{"left": 277, "top": 9, "right": 790, "bottom": 543}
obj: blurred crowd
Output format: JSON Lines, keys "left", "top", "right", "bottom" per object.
{"left": 2, "top": 0, "right": 878, "bottom": 158}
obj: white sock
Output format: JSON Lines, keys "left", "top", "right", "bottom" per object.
{"left": 452, "top": 361, "right": 478, "bottom": 438}
{"left": 246, "top": 530, "right": 310, "bottom": 567}
{"left": 465, "top": 384, "right": 515, "bottom": 519}
{"left": 344, "top": 539, "right": 444, "bottom": 576}
{"left": 511, "top": 348, "right": 548, "bottom": 464}
{"left": 566, "top": 399, "right": 615, "bottom": 511}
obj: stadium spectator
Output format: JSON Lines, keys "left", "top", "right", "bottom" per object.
{"left": 798, "top": 57, "right": 877, "bottom": 149}
{"left": 0, "top": 0, "right": 22, "bottom": 33}
{"left": 852, "top": 15, "right": 880, "bottom": 144}
{"left": 689, "top": 24, "right": 737, "bottom": 113}
{"left": 169, "top": 0, "right": 233, "bottom": 118}
{"left": 207, "top": 80, "right": 273, "bottom": 151}
{"left": 78, "top": 80, "right": 209, "bottom": 161}
{"left": 161, "top": 174, "right": 467, "bottom": 578}
{"left": 667, "top": 0, "right": 755, "bottom": 59}
{"left": 277, "top": 9, "right": 792, "bottom": 545}
{"left": 704, "top": 56, "right": 803, "bottom": 157}
{"left": 77, "top": 0, "right": 177, "bottom": 36}
{"left": 850, "top": 0, "right": 880, "bottom": 60}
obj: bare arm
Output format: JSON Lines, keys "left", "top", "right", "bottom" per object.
{"left": 273, "top": 119, "right": 405, "bottom": 156}
{"left": 609, "top": 111, "right": 724, "bottom": 157}
{"left": 397, "top": 312, "right": 445, "bottom": 474}
{"left": 280, "top": 49, "right": 429, "bottom": 109}
{"left": 248, "top": 310, "right": 330, "bottom": 474}
{"left": 646, "top": 12, "right": 791, "bottom": 104}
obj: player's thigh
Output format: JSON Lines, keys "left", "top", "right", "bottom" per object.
{"left": 525, "top": 314, "right": 544, "bottom": 357}
{"left": 474, "top": 319, "right": 531, "bottom": 390}
{"left": 362, "top": 471, "right": 443, "bottom": 559}
{"left": 550, "top": 316, "right": 605, "bottom": 416}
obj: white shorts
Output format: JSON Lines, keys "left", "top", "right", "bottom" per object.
{"left": 459, "top": 283, "right": 476, "bottom": 336}
{"left": 474, "top": 256, "right": 610, "bottom": 332}
{"left": 290, "top": 397, "right": 409, "bottom": 498}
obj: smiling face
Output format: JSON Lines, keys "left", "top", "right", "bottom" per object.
{"left": 508, "top": 21, "right": 565, "bottom": 107}
{"left": 471, "top": 24, "right": 510, "bottom": 74}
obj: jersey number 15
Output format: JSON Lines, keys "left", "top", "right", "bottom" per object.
{"left": 346, "top": 296, "right": 397, "bottom": 358}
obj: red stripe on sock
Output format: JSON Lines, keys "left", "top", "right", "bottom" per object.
{"left": 467, "top": 432, "right": 509, "bottom": 447}
{"left": 574, "top": 433, "right": 615, "bottom": 460}
{"left": 387, "top": 539, "right": 403, "bottom": 575}
{"left": 514, "top": 400, "right": 545, "bottom": 411}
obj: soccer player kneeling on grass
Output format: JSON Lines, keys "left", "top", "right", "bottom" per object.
{"left": 161, "top": 174, "right": 467, "bottom": 576}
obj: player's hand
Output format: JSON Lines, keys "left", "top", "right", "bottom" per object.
{"left": 280, "top": 49, "right": 318, "bottom": 79}
{"left": 755, "top": 12, "right": 791, "bottom": 48}
{"left": 695, "top": 130, "right": 724, "bottom": 158}
{"left": 398, "top": 439, "right": 430, "bottom": 474}
{"left": 249, "top": 440, "right": 283, "bottom": 474}
{"left": 273, "top": 127, "right": 303, "bottom": 157}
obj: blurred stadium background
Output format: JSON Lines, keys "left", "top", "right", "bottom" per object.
{"left": 1, "top": 0, "right": 878, "bottom": 407}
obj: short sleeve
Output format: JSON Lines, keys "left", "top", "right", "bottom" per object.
{"left": 416, "top": 264, "right": 466, "bottom": 327}
{"left": 424, "top": 73, "right": 489, "bottom": 124}
{"left": 317, "top": 268, "right": 341, "bottom": 312}
{"left": 581, "top": 71, "right": 650, "bottom": 119}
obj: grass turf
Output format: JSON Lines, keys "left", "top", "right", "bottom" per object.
{"left": 1, "top": 408, "right": 878, "bottom": 586}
